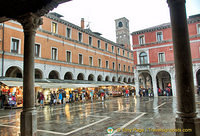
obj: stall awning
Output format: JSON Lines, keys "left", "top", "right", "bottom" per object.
{"left": 0, "top": 81, "right": 41, "bottom": 87}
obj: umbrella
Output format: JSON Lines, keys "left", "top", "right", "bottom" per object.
{"left": 82, "top": 89, "right": 86, "bottom": 92}
{"left": 73, "top": 90, "right": 78, "bottom": 92}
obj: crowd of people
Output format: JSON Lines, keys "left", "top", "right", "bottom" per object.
{"left": 139, "top": 88, "right": 154, "bottom": 97}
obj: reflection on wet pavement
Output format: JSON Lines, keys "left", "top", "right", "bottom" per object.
{"left": 0, "top": 96, "right": 200, "bottom": 136}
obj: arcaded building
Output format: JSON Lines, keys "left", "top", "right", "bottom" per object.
{"left": 0, "top": 13, "right": 134, "bottom": 84}
{"left": 132, "top": 14, "right": 200, "bottom": 96}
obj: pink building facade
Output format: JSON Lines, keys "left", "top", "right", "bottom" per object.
{"left": 132, "top": 14, "right": 200, "bottom": 96}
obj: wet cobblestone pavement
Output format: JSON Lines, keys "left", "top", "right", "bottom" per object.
{"left": 1, "top": 96, "right": 200, "bottom": 136}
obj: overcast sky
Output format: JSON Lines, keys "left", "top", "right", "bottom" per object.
{"left": 52, "top": 0, "right": 200, "bottom": 42}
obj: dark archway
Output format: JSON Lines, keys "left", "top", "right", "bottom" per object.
{"left": 112, "top": 77, "right": 116, "bottom": 82}
{"left": 88, "top": 74, "right": 94, "bottom": 81}
{"left": 118, "top": 77, "right": 122, "bottom": 82}
{"left": 123, "top": 77, "right": 127, "bottom": 83}
{"left": 105, "top": 76, "right": 110, "bottom": 81}
{"left": 97, "top": 75, "right": 102, "bottom": 81}
{"left": 156, "top": 71, "right": 172, "bottom": 96}
{"left": 77, "top": 73, "right": 84, "bottom": 80}
{"left": 132, "top": 78, "right": 135, "bottom": 84}
{"left": 5, "top": 66, "right": 22, "bottom": 78}
{"left": 128, "top": 78, "right": 131, "bottom": 83}
{"left": 196, "top": 69, "right": 200, "bottom": 86}
{"left": 48, "top": 70, "right": 59, "bottom": 79}
{"left": 35, "top": 69, "right": 43, "bottom": 79}
{"left": 64, "top": 72, "right": 73, "bottom": 80}
{"left": 139, "top": 72, "right": 152, "bottom": 89}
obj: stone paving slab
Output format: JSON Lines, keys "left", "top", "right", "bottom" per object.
{"left": 0, "top": 96, "right": 200, "bottom": 136}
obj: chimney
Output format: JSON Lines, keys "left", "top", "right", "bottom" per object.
{"left": 81, "top": 18, "right": 84, "bottom": 29}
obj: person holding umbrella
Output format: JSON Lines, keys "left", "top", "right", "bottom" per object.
{"left": 90, "top": 89, "right": 94, "bottom": 102}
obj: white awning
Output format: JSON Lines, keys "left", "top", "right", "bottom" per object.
{"left": 0, "top": 81, "right": 41, "bottom": 87}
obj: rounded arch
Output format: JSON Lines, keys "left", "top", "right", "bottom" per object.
{"left": 112, "top": 76, "right": 116, "bottom": 82}
{"left": 118, "top": 21, "right": 123, "bottom": 27}
{"left": 97, "top": 75, "right": 103, "bottom": 81}
{"left": 77, "top": 73, "right": 84, "bottom": 80}
{"left": 105, "top": 76, "right": 110, "bottom": 81}
{"left": 5, "top": 66, "right": 22, "bottom": 78}
{"left": 132, "top": 78, "right": 135, "bottom": 84}
{"left": 118, "top": 76, "right": 122, "bottom": 82}
{"left": 156, "top": 70, "right": 172, "bottom": 96}
{"left": 123, "top": 77, "right": 127, "bottom": 83}
{"left": 88, "top": 74, "right": 94, "bottom": 81}
{"left": 35, "top": 69, "right": 43, "bottom": 79}
{"left": 48, "top": 70, "right": 60, "bottom": 79}
{"left": 64, "top": 72, "right": 73, "bottom": 80}
{"left": 138, "top": 72, "right": 152, "bottom": 89}
{"left": 128, "top": 78, "right": 131, "bottom": 83}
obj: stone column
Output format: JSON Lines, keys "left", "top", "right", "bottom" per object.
{"left": 167, "top": 0, "right": 200, "bottom": 135}
{"left": 152, "top": 78, "right": 158, "bottom": 97}
{"left": 17, "top": 13, "right": 43, "bottom": 136}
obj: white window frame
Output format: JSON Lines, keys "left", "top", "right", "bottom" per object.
{"left": 78, "top": 53, "right": 83, "bottom": 64}
{"left": 35, "top": 43, "right": 41, "bottom": 57}
{"left": 78, "top": 32, "right": 83, "bottom": 42}
{"left": 112, "top": 46, "right": 114, "bottom": 53}
{"left": 66, "top": 50, "right": 72, "bottom": 63}
{"left": 98, "top": 40, "right": 101, "bottom": 48}
{"left": 118, "top": 48, "right": 120, "bottom": 55}
{"left": 123, "top": 65, "right": 126, "bottom": 72}
{"left": 106, "top": 60, "right": 109, "bottom": 69}
{"left": 105, "top": 43, "right": 108, "bottom": 51}
{"left": 118, "top": 63, "right": 121, "bottom": 71}
{"left": 137, "top": 50, "right": 149, "bottom": 65}
{"left": 89, "top": 56, "right": 93, "bottom": 66}
{"left": 128, "top": 66, "right": 130, "bottom": 72}
{"left": 138, "top": 34, "right": 145, "bottom": 45}
{"left": 66, "top": 27, "right": 72, "bottom": 39}
{"left": 51, "top": 47, "right": 58, "bottom": 60}
{"left": 10, "top": 37, "right": 21, "bottom": 54}
{"left": 51, "top": 21, "right": 58, "bottom": 34}
{"left": 98, "top": 58, "right": 102, "bottom": 68}
{"left": 156, "top": 31, "right": 163, "bottom": 42}
{"left": 158, "top": 52, "right": 165, "bottom": 63}
{"left": 197, "top": 23, "right": 200, "bottom": 34}
{"left": 123, "top": 50, "right": 125, "bottom": 56}
{"left": 127, "top": 52, "right": 129, "bottom": 58}
{"left": 89, "top": 36, "right": 93, "bottom": 46}
{"left": 112, "top": 62, "right": 115, "bottom": 70}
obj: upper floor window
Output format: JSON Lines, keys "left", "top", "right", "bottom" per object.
{"left": 78, "top": 32, "right": 83, "bottom": 42}
{"left": 112, "top": 62, "right": 115, "bottom": 70}
{"left": 132, "top": 67, "right": 134, "bottom": 72}
{"left": 128, "top": 66, "right": 130, "bottom": 72}
{"left": 118, "top": 22, "right": 123, "bottom": 27}
{"left": 118, "top": 48, "right": 120, "bottom": 55}
{"left": 131, "top": 53, "right": 133, "bottom": 59}
{"left": 89, "top": 56, "right": 93, "bottom": 66}
{"left": 89, "top": 36, "right": 92, "bottom": 46}
{"left": 123, "top": 65, "right": 126, "bottom": 72}
{"left": 139, "top": 35, "right": 145, "bottom": 45}
{"left": 158, "top": 52, "right": 165, "bottom": 63}
{"left": 98, "top": 59, "right": 101, "bottom": 67}
{"left": 123, "top": 50, "right": 125, "bottom": 56}
{"left": 139, "top": 52, "right": 148, "bottom": 64}
{"left": 98, "top": 40, "right": 101, "bottom": 48}
{"left": 51, "top": 22, "right": 58, "bottom": 34}
{"left": 35, "top": 44, "right": 40, "bottom": 57}
{"left": 106, "top": 61, "right": 109, "bottom": 69}
{"left": 156, "top": 31, "right": 163, "bottom": 42}
{"left": 105, "top": 43, "right": 108, "bottom": 51}
{"left": 127, "top": 52, "right": 129, "bottom": 58}
{"left": 66, "top": 27, "right": 71, "bottom": 38}
{"left": 66, "top": 51, "right": 72, "bottom": 63}
{"left": 118, "top": 63, "right": 121, "bottom": 71}
{"left": 112, "top": 46, "right": 114, "bottom": 53}
{"left": 79, "top": 54, "right": 83, "bottom": 64}
{"left": 11, "top": 38, "right": 20, "bottom": 54}
{"left": 197, "top": 24, "right": 200, "bottom": 34}
{"left": 51, "top": 47, "right": 57, "bottom": 60}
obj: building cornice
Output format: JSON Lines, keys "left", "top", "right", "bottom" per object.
{"left": 131, "top": 16, "right": 200, "bottom": 35}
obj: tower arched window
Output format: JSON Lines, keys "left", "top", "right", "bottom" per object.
{"left": 118, "top": 22, "right": 123, "bottom": 27}
{"left": 139, "top": 52, "right": 148, "bottom": 64}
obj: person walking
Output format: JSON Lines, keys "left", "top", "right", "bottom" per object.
{"left": 50, "top": 92, "right": 54, "bottom": 106}
{"left": 90, "top": 90, "right": 94, "bottom": 102}
{"left": 39, "top": 92, "right": 44, "bottom": 108}
{"left": 101, "top": 92, "right": 105, "bottom": 101}
{"left": 62, "top": 90, "right": 66, "bottom": 104}
{"left": 58, "top": 92, "right": 62, "bottom": 104}
{"left": 82, "top": 92, "right": 85, "bottom": 102}
{"left": 125, "top": 89, "right": 129, "bottom": 97}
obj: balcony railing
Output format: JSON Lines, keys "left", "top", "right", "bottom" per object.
{"left": 136, "top": 64, "right": 150, "bottom": 70}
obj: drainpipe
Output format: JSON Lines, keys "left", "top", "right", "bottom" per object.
{"left": 116, "top": 47, "right": 118, "bottom": 81}
{"left": 1, "top": 23, "right": 4, "bottom": 77}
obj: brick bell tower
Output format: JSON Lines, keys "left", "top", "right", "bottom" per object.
{"left": 115, "top": 17, "right": 131, "bottom": 50}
